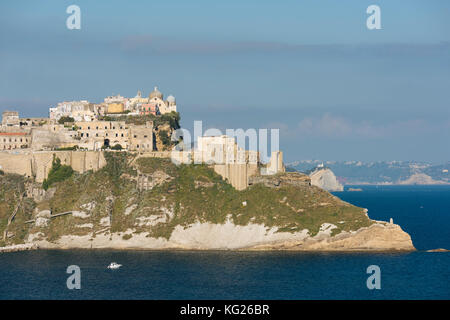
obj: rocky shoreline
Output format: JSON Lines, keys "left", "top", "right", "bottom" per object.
{"left": 1, "top": 220, "right": 415, "bottom": 253}
{"left": 0, "top": 243, "right": 39, "bottom": 253}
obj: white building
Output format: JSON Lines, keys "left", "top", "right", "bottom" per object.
{"left": 49, "top": 100, "right": 93, "bottom": 121}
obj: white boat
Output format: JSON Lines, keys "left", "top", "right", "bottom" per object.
{"left": 107, "top": 262, "right": 122, "bottom": 269}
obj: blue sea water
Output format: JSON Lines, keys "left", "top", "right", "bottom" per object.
{"left": 0, "top": 185, "right": 449, "bottom": 300}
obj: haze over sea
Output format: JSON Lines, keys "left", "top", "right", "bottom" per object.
{"left": 0, "top": 185, "right": 449, "bottom": 300}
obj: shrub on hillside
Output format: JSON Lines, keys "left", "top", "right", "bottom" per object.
{"left": 111, "top": 144, "right": 123, "bottom": 150}
{"left": 42, "top": 156, "right": 74, "bottom": 190}
{"left": 58, "top": 116, "right": 75, "bottom": 124}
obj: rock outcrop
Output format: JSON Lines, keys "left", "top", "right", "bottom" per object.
{"left": 248, "top": 172, "right": 311, "bottom": 188}
{"left": 309, "top": 167, "right": 344, "bottom": 191}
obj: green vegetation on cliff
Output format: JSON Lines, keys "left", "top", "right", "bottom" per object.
{"left": 0, "top": 152, "right": 373, "bottom": 246}
{"left": 42, "top": 157, "right": 74, "bottom": 190}
{"left": 99, "top": 112, "right": 180, "bottom": 130}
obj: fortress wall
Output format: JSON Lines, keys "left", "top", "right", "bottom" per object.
{"left": 213, "top": 163, "right": 252, "bottom": 191}
{"left": 0, "top": 151, "right": 107, "bottom": 182}
{"left": 32, "top": 151, "right": 76, "bottom": 182}
{"left": 70, "top": 151, "right": 86, "bottom": 172}
{"left": 83, "top": 151, "right": 107, "bottom": 172}
{"left": 133, "top": 151, "right": 278, "bottom": 191}
{"left": 0, "top": 152, "right": 33, "bottom": 177}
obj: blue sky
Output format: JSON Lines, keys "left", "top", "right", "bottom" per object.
{"left": 1, "top": 0, "right": 449, "bottom": 162}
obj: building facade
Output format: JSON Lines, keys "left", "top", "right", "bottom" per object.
{"left": 0, "top": 132, "right": 31, "bottom": 150}
{"left": 75, "top": 120, "right": 154, "bottom": 151}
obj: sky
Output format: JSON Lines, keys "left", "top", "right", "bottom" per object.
{"left": 0, "top": 0, "right": 449, "bottom": 162}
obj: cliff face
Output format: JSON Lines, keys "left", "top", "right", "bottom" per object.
{"left": 26, "top": 220, "right": 414, "bottom": 251}
{"left": 309, "top": 168, "right": 344, "bottom": 192}
{"left": 0, "top": 154, "right": 414, "bottom": 252}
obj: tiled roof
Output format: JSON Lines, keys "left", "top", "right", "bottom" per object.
{"left": 0, "top": 132, "right": 29, "bottom": 136}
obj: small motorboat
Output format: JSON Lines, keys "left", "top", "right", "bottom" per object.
{"left": 107, "top": 262, "right": 122, "bottom": 269}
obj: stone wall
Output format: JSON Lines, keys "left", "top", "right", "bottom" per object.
{"left": 0, "top": 151, "right": 106, "bottom": 182}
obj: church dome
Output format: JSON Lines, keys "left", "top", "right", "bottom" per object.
{"left": 167, "top": 95, "right": 176, "bottom": 103}
{"left": 149, "top": 86, "right": 163, "bottom": 99}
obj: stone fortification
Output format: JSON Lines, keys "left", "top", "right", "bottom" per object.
{"left": 0, "top": 151, "right": 106, "bottom": 182}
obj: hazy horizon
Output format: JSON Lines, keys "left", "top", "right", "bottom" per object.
{"left": 1, "top": 0, "right": 449, "bottom": 162}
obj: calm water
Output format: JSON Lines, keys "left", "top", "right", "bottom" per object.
{"left": 0, "top": 185, "right": 449, "bottom": 300}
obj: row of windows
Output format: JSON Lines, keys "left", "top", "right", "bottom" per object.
{"left": 79, "top": 132, "right": 150, "bottom": 139}
{"left": 1, "top": 144, "right": 28, "bottom": 150}
{"left": 79, "top": 125, "right": 128, "bottom": 130}
{"left": 135, "top": 144, "right": 151, "bottom": 149}
{"left": 2, "top": 138, "right": 29, "bottom": 143}
{"left": 80, "top": 132, "right": 127, "bottom": 138}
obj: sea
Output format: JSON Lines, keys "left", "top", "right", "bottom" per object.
{"left": 0, "top": 185, "right": 449, "bottom": 300}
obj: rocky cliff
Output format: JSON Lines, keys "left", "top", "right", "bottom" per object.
{"left": 309, "top": 167, "right": 344, "bottom": 192}
{"left": 0, "top": 153, "right": 414, "bottom": 252}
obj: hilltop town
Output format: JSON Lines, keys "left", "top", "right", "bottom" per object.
{"left": 0, "top": 88, "right": 414, "bottom": 252}
{"left": 0, "top": 86, "right": 288, "bottom": 191}
{"left": 0, "top": 87, "right": 177, "bottom": 152}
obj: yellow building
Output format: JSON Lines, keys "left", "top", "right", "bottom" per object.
{"left": 106, "top": 103, "right": 125, "bottom": 114}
